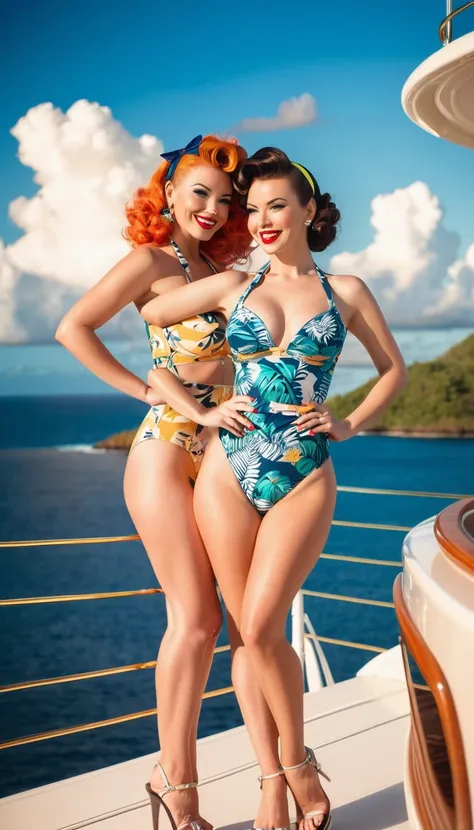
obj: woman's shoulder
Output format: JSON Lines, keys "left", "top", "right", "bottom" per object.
{"left": 325, "top": 272, "right": 370, "bottom": 303}
{"left": 127, "top": 243, "right": 180, "bottom": 276}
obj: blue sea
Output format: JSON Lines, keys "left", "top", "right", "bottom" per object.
{"left": 0, "top": 392, "right": 473, "bottom": 799}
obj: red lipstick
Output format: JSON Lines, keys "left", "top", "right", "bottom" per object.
{"left": 259, "top": 230, "right": 282, "bottom": 245}
{"left": 194, "top": 215, "right": 217, "bottom": 230}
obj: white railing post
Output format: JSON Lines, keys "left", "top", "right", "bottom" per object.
{"left": 291, "top": 591, "right": 305, "bottom": 670}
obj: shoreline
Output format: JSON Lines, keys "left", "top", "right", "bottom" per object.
{"left": 92, "top": 427, "right": 474, "bottom": 451}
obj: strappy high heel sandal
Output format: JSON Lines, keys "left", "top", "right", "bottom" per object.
{"left": 253, "top": 768, "right": 289, "bottom": 830}
{"left": 146, "top": 761, "right": 207, "bottom": 830}
{"left": 282, "top": 746, "right": 332, "bottom": 830}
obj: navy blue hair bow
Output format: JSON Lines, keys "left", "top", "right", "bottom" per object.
{"left": 161, "top": 135, "right": 203, "bottom": 181}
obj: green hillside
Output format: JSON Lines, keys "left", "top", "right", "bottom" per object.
{"left": 327, "top": 333, "right": 474, "bottom": 435}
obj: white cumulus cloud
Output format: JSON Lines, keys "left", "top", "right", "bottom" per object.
{"left": 237, "top": 93, "right": 317, "bottom": 132}
{"left": 330, "top": 181, "right": 474, "bottom": 327}
{"left": 0, "top": 100, "right": 164, "bottom": 342}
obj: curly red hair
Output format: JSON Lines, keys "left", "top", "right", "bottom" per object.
{"left": 124, "top": 135, "right": 252, "bottom": 266}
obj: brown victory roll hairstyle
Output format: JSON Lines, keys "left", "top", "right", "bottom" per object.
{"left": 235, "top": 147, "right": 340, "bottom": 252}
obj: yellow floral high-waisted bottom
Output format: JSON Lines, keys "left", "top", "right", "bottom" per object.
{"left": 130, "top": 383, "right": 233, "bottom": 480}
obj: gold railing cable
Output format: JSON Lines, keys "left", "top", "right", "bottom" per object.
{"left": 1, "top": 577, "right": 399, "bottom": 608}
{"left": 332, "top": 519, "right": 411, "bottom": 532}
{"left": 0, "top": 634, "right": 392, "bottom": 749}
{"left": 0, "top": 534, "right": 140, "bottom": 549}
{"left": 302, "top": 588, "right": 394, "bottom": 609}
{"left": 0, "top": 645, "right": 231, "bottom": 694}
{"left": 321, "top": 553, "right": 402, "bottom": 567}
{"left": 0, "top": 588, "right": 163, "bottom": 607}
{"left": 0, "top": 483, "right": 468, "bottom": 551}
{"left": 0, "top": 685, "right": 235, "bottom": 751}
{"left": 0, "top": 519, "right": 411, "bottom": 552}
{"left": 304, "top": 632, "right": 387, "bottom": 654}
{"left": 337, "top": 485, "right": 471, "bottom": 500}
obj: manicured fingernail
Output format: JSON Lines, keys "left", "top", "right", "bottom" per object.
{"left": 252, "top": 408, "right": 258, "bottom": 413}
{"left": 297, "top": 425, "right": 302, "bottom": 430}
{"left": 248, "top": 425, "right": 255, "bottom": 431}
{"left": 309, "top": 429, "right": 315, "bottom": 435}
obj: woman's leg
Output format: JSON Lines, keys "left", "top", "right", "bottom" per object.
{"left": 194, "top": 436, "right": 289, "bottom": 829}
{"left": 239, "top": 460, "right": 337, "bottom": 830}
{"left": 124, "top": 439, "right": 222, "bottom": 829}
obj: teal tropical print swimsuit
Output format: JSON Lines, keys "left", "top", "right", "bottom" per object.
{"left": 220, "top": 262, "right": 347, "bottom": 514}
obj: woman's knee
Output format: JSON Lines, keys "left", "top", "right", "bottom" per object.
{"left": 173, "top": 601, "right": 223, "bottom": 648}
{"left": 240, "top": 611, "right": 283, "bottom": 653}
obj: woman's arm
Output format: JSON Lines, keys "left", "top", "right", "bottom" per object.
{"left": 147, "top": 368, "right": 254, "bottom": 437}
{"left": 56, "top": 247, "right": 168, "bottom": 404}
{"left": 140, "top": 268, "right": 246, "bottom": 326}
{"left": 300, "top": 277, "right": 408, "bottom": 439}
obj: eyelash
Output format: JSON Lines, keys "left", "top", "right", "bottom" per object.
{"left": 247, "top": 204, "right": 285, "bottom": 215}
{"left": 194, "top": 189, "right": 231, "bottom": 206}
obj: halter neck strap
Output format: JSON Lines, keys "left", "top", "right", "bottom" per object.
{"left": 169, "top": 238, "right": 217, "bottom": 283}
{"left": 237, "top": 262, "right": 271, "bottom": 306}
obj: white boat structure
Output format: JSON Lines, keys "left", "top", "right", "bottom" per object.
{"left": 1, "top": 4, "right": 474, "bottom": 828}
{"left": 402, "top": 1, "right": 474, "bottom": 148}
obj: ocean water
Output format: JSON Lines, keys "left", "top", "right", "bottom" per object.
{"left": 0, "top": 396, "right": 473, "bottom": 798}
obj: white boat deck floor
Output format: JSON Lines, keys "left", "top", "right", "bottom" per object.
{"left": 1, "top": 675, "right": 411, "bottom": 830}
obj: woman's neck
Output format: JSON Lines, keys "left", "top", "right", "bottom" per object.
{"left": 171, "top": 226, "right": 202, "bottom": 262}
{"left": 268, "top": 244, "right": 317, "bottom": 279}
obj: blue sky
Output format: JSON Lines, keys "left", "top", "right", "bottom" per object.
{"left": 1, "top": 0, "right": 473, "bottom": 256}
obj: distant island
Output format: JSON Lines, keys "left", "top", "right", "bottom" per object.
{"left": 95, "top": 333, "right": 474, "bottom": 449}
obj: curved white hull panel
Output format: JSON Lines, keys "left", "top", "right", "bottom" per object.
{"left": 402, "top": 31, "right": 474, "bottom": 148}
{"left": 402, "top": 515, "right": 474, "bottom": 816}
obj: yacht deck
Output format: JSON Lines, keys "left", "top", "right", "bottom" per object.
{"left": 1, "top": 675, "right": 410, "bottom": 830}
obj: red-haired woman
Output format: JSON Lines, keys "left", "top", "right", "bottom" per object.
{"left": 55, "top": 135, "right": 254, "bottom": 830}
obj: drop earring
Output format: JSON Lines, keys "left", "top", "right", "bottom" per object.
{"left": 161, "top": 206, "right": 174, "bottom": 222}
{"left": 304, "top": 219, "right": 311, "bottom": 227}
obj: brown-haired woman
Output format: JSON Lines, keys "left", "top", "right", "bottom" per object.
{"left": 55, "top": 135, "right": 253, "bottom": 830}
{"left": 141, "top": 147, "right": 408, "bottom": 830}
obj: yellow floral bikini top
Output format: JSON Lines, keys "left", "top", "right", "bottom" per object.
{"left": 146, "top": 239, "right": 229, "bottom": 375}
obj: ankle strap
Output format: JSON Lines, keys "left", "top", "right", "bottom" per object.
{"left": 258, "top": 768, "right": 285, "bottom": 789}
{"left": 155, "top": 761, "right": 198, "bottom": 798}
{"left": 281, "top": 747, "right": 330, "bottom": 782}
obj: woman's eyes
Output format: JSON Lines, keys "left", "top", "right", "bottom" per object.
{"left": 247, "top": 204, "right": 285, "bottom": 214}
{"left": 193, "top": 189, "right": 231, "bottom": 206}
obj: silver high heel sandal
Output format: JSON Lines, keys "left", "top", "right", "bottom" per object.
{"left": 282, "top": 746, "right": 332, "bottom": 830}
{"left": 253, "top": 768, "right": 289, "bottom": 830}
{"left": 146, "top": 761, "right": 207, "bottom": 830}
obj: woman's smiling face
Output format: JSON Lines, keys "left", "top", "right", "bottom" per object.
{"left": 167, "top": 163, "right": 233, "bottom": 240}
{"left": 245, "top": 176, "right": 315, "bottom": 254}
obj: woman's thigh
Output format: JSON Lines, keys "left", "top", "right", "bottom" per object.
{"left": 242, "top": 459, "right": 337, "bottom": 637}
{"left": 124, "top": 439, "right": 220, "bottom": 623}
{"left": 193, "top": 434, "right": 261, "bottom": 624}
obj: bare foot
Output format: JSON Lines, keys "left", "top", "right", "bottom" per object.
{"left": 284, "top": 762, "right": 330, "bottom": 830}
{"left": 253, "top": 776, "right": 289, "bottom": 830}
{"left": 149, "top": 765, "right": 213, "bottom": 830}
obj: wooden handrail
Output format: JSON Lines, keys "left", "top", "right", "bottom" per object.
{"left": 393, "top": 575, "right": 472, "bottom": 829}
{"left": 434, "top": 498, "right": 474, "bottom": 576}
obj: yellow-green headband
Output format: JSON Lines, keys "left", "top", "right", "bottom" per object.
{"left": 291, "top": 162, "right": 315, "bottom": 195}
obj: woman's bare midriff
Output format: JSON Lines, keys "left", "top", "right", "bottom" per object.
{"left": 175, "top": 356, "right": 235, "bottom": 388}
